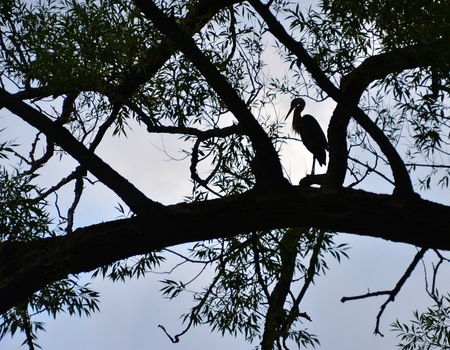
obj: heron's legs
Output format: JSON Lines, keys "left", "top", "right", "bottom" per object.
{"left": 311, "top": 157, "right": 316, "bottom": 175}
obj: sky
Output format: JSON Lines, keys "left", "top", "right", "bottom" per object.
{"left": 2, "top": 1, "right": 450, "bottom": 349}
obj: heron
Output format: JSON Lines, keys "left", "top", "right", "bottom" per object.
{"left": 285, "top": 98, "right": 328, "bottom": 175}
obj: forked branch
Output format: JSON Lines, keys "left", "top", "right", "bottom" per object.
{"left": 341, "top": 247, "right": 427, "bottom": 336}
{"left": 0, "top": 88, "right": 161, "bottom": 215}
{"left": 133, "top": 0, "right": 287, "bottom": 189}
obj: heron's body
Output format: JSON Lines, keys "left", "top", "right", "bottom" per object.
{"left": 286, "top": 98, "right": 328, "bottom": 174}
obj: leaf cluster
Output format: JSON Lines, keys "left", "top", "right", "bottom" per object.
{"left": 392, "top": 292, "right": 450, "bottom": 350}
{"left": 323, "top": 0, "right": 450, "bottom": 49}
{"left": 1, "top": 0, "right": 153, "bottom": 90}
{"left": 0, "top": 168, "right": 51, "bottom": 242}
{"left": 0, "top": 277, "right": 100, "bottom": 349}
{"left": 92, "top": 252, "right": 165, "bottom": 282}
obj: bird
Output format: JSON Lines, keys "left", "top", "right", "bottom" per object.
{"left": 285, "top": 98, "right": 328, "bottom": 175}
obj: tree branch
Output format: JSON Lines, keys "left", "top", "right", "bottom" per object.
{"left": 341, "top": 248, "right": 427, "bottom": 336}
{"left": 374, "top": 248, "right": 427, "bottom": 336}
{"left": 0, "top": 88, "right": 162, "bottom": 215}
{"left": 339, "top": 39, "right": 450, "bottom": 195}
{"left": 247, "top": 0, "right": 340, "bottom": 99}
{"left": 340, "top": 40, "right": 450, "bottom": 98}
{"left": 115, "top": 0, "right": 242, "bottom": 99}
{"left": 1, "top": 186, "right": 449, "bottom": 314}
{"left": 133, "top": 0, "right": 287, "bottom": 189}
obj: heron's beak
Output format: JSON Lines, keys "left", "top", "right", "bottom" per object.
{"left": 284, "top": 107, "right": 294, "bottom": 121}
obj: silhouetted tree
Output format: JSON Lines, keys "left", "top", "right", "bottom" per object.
{"left": 0, "top": 0, "right": 449, "bottom": 349}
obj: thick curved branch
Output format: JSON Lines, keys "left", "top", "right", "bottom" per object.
{"left": 189, "top": 138, "right": 222, "bottom": 197}
{"left": 1, "top": 186, "right": 450, "bottom": 314}
{"left": 146, "top": 123, "right": 242, "bottom": 195}
{"left": 0, "top": 88, "right": 161, "bottom": 215}
{"left": 341, "top": 40, "right": 450, "bottom": 98}
{"left": 133, "top": 0, "right": 287, "bottom": 189}
{"left": 247, "top": 1, "right": 450, "bottom": 196}
{"left": 337, "top": 40, "right": 450, "bottom": 194}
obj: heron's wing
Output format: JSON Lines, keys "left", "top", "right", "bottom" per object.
{"left": 300, "top": 115, "right": 328, "bottom": 166}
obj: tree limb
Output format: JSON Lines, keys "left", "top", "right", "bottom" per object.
{"left": 247, "top": 1, "right": 450, "bottom": 196}
{"left": 1, "top": 186, "right": 449, "bottom": 314}
{"left": 133, "top": 0, "right": 287, "bottom": 189}
{"left": 115, "top": 0, "right": 242, "bottom": 99}
{"left": 340, "top": 40, "right": 450, "bottom": 98}
{"left": 261, "top": 229, "right": 301, "bottom": 349}
{"left": 247, "top": 0, "right": 340, "bottom": 99}
{"left": 0, "top": 88, "right": 161, "bottom": 215}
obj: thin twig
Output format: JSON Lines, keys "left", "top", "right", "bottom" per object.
{"left": 252, "top": 231, "right": 271, "bottom": 300}
{"left": 406, "top": 163, "right": 450, "bottom": 169}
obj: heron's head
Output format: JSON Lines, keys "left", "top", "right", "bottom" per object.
{"left": 285, "top": 98, "right": 306, "bottom": 120}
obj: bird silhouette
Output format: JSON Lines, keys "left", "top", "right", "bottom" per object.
{"left": 285, "top": 98, "right": 328, "bottom": 175}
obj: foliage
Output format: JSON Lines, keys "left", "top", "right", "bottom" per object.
{"left": 0, "top": 156, "right": 102, "bottom": 347}
{"left": 1, "top": 0, "right": 152, "bottom": 89}
{"left": 0, "top": 168, "right": 51, "bottom": 242}
{"left": 322, "top": 0, "right": 449, "bottom": 49}
{"left": 392, "top": 292, "right": 450, "bottom": 350}
{"left": 159, "top": 229, "right": 348, "bottom": 347}
{"left": 0, "top": 278, "right": 100, "bottom": 350}
{"left": 92, "top": 253, "right": 165, "bottom": 281}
